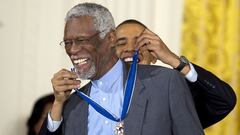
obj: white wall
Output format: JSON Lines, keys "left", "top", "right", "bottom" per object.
{"left": 0, "top": 0, "right": 183, "bottom": 134}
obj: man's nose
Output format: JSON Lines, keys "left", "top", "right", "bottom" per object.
{"left": 125, "top": 42, "right": 135, "bottom": 51}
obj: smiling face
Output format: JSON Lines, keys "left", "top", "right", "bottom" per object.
{"left": 64, "top": 16, "right": 117, "bottom": 80}
{"left": 115, "top": 23, "right": 155, "bottom": 65}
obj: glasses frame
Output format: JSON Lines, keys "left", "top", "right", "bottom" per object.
{"left": 59, "top": 31, "right": 103, "bottom": 47}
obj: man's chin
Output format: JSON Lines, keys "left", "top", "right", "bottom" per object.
{"left": 76, "top": 66, "right": 96, "bottom": 80}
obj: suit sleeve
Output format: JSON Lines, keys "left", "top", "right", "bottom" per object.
{"left": 188, "top": 64, "right": 236, "bottom": 128}
{"left": 169, "top": 70, "right": 204, "bottom": 135}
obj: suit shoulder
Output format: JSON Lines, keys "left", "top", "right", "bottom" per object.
{"left": 137, "top": 64, "right": 180, "bottom": 78}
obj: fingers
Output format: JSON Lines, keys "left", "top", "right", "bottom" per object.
{"left": 135, "top": 28, "right": 176, "bottom": 65}
{"left": 135, "top": 28, "right": 160, "bottom": 50}
{"left": 54, "top": 84, "right": 80, "bottom": 92}
{"left": 54, "top": 79, "right": 80, "bottom": 86}
{"left": 137, "top": 37, "right": 161, "bottom": 56}
{"left": 51, "top": 69, "right": 81, "bottom": 93}
{"left": 53, "top": 69, "right": 78, "bottom": 80}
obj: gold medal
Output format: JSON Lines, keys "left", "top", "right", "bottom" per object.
{"left": 114, "top": 121, "right": 124, "bottom": 135}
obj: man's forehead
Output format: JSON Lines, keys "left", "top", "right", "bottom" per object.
{"left": 64, "top": 16, "right": 96, "bottom": 37}
{"left": 66, "top": 16, "right": 94, "bottom": 28}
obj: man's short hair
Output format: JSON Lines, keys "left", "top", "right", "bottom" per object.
{"left": 66, "top": 3, "right": 115, "bottom": 39}
{"left": 117, "top": 19, "right": 147, "bottom": 29}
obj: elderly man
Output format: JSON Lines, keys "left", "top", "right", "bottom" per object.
{"left": 40, "top": 3, "right": 204, "bottom": 135}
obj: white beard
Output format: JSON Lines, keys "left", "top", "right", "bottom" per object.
{"left": 76, "top": 64, "right": 96, "bottom": 80}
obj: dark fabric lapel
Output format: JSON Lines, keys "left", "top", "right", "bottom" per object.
{"left": 63, "top": 83, "right": 91, "bottom": 135}
{"left": 79, "top": 83, "right": 91, "bottom": 135}
{"left": 123, "top": 63, "right": 148, "bottom": 135}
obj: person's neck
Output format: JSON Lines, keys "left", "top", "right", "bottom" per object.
{"left": 92, "top": 57, "right": 119, "bottom": 80}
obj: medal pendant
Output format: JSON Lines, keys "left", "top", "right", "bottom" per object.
{"left": 114, "top": 121, "right": 124, "bottom": 135}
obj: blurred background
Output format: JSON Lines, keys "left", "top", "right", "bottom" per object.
{"left": 0, "top": 0, "right": 239, "bottom": 134}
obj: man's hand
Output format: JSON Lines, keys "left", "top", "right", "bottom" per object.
{"left": 135, "top": 28, "right": 190, "bottom": 75}
{"left": 135, "top": 29, "right": 179, "bottom": 66}
{"left": 50, "top": 69, "right": 80, "bottom": 120}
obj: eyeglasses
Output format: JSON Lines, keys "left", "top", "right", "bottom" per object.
{"left": 59, "top": 32, "right": 102, "bottom": 47}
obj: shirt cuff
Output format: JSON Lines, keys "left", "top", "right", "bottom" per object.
{"left": 185, "top": 63, "right": 198, "bottom": 82}
{"left": 47, "top": 112, "right": 63, "bottom": 132}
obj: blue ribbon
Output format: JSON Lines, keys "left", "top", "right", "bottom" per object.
{"left": 72, "top": 51, "right": 138, "bottom": 122}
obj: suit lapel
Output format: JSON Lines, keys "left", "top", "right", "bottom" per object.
{"left": 65, "top": 83, "right": 91, "bottom": 135}
{"left": 80, "top": 84, "right": 91, "bottom": 135}
{"left": 124, "top": 63, "right": 148, "bottom": 135}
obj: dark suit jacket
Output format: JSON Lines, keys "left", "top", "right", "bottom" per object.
{"left": 40, "top": 64, "right": 204, "bottom": 135}
{"left": 190, "top": 64, "right": 236, "bottom": 128}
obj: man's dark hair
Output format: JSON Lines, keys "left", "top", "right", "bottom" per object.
{"left": 117, "top": 19, "right": 147, "bottom": 29}
{"left": 27, "top": 94, "right": 54, "bottom": 135}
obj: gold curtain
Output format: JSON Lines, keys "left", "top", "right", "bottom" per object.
{"left": 181, "top": 0, "right": 240, "bottom": 134}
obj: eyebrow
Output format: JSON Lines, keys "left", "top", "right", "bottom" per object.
{"left": 64, "top": 36, "right": 86, "bottom": 41}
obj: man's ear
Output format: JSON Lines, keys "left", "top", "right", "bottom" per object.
{"left": 107, "top": 30, "right": 116, "bottom": 47}
{"left": 151, "top": 57, "right": 157, "bottom": 64}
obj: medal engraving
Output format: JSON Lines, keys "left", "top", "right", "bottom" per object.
{"left": 114, "top": 122, "right": 124, "bottom": 135}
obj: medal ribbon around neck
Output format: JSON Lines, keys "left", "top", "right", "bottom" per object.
{"left": 71, "top": 51, "right": 138, "bottom": 122}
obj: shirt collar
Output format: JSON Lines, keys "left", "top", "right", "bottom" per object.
{"left": 91, "top": 59, "right": 123, "bottom": 92}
